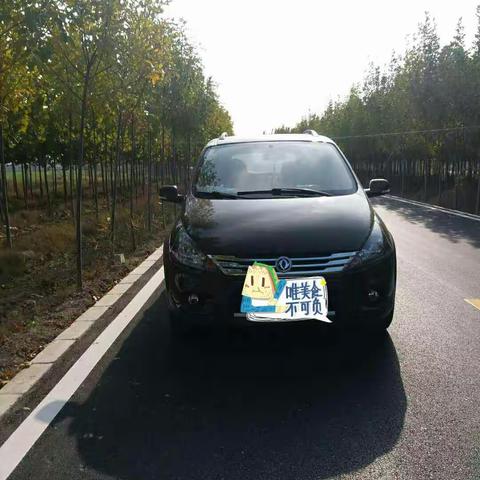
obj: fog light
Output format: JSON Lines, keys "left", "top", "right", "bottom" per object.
{"left": 175, "top": 274, "right": 198, "bottom": 292}
{"left": 188, "top": 294, "right": 200, "bottom": 305}
{"left": 368, "top": 289, "right": 380, "bottom": 302}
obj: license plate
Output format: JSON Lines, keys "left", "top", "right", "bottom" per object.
{"left": 240, "top": 273, "right": 329, "bottom": 323}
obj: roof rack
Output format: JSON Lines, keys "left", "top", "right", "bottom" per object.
{"left": 219, "top": 132, "right": 229, "bottom": 140}
{"left": 303, "top": 129, "right": 319, "bottom": 136}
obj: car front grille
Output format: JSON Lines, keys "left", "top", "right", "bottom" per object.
{"left": 209, "top": 251, "right": 357, "bottom": 277}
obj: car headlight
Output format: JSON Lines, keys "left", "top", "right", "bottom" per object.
{"left": 170, "top": 224, "right": 207, "bottom": 269}
{"left": 347, "top": 218, "right": 390, "bottom": 269}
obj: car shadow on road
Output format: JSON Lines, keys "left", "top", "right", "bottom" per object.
{"left": 373, "top": 196, "right": 480, "bottom": 248}
{"left": 66, "top": 293, "right": 407, "bottom": 480}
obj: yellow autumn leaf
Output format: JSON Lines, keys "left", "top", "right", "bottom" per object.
{"left": 150, "top": 72, "right": 162, "bottom": 86}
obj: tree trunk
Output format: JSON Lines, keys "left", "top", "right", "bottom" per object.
{"left": 76, "top": 67, "right": 91, "bottom": 290}
{"left": 141, "top": 142, "right": 146, "bottom": 195}
{"left": 102, "top": 128, "right": 109, "bottom": 210}
{"left": 110, "top": 146, "right": 114, "bottom": 200}
{"left": 147, "top": 128, "right": 152, "bottom": 232}
{"left": 423, "top": 158, "right": 428, "bottom": 202}
{"left": 62, "top": 161, "right": 68, "bottom": 207}
{"left": 22, "top": 162, "right": 28, "bottom": 208}
{"left": 11, "top": 161, "right": 19, "bottom": 199}
{"left": 475, "top": 169, "right": 480, "bottom": 215}
{"left": 43, "top": 157, "right": 51, "bottom": 213}
{"left": 0, "top": 124, "right": 12, "bottom": 248}
{"left": 133, "top": 148, "right": 138, "bottom": 203}
{"left": 454, "top": 179, "right": 458, "bottom": 210}
{"left": 53, "top": 161, "right": 57, "bottom": 197}
{"left": 400, "top": 159, "right": 405, "bottom": 196}
{"left": 68, "top": 111, "right": 75, "bottom": 220}
{"left": 187, "top": 133, "right": 191, "bottom": 189}
{"left": 28, "top": 162, "right": 33, "bottom": 198}
{"left": 161, "top": 124, "right": 165, "bottom": 186}
{"left": 121, "top": 155, "right": 126, "bottom": 193}
{"left": 100, "top": 157, "right": 106, "bottom": 204}
{"left": 161, "top": 200, "right": 166, "bottom": 229}
{"left": 0, "top": 183, "right": 5, "bottom": 225}
{"left": 87, "top": 160, "right": 93, "bottom": 197}
{"left": 93, "top": 161, "right": 99, "bottom": 220}
{"left": 110, "top": 110, "right": 122, "bottom": 247}
{"left": 129, "top": 116, "right": 136, "bottom": 251}
{"left": 438, "top": 163, "right": 443, "bottom": 205}
{"left": 38, "top": 162, "right": 43, "bottom": 198}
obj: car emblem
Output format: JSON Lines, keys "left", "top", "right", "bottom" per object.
{"left": 275, "top": 256, "right": 292, "bottom": 273}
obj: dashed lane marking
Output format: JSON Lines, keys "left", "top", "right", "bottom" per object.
{"left": 465, "top": 299, "right": 480, "bottom": 311}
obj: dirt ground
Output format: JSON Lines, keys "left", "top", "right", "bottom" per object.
{"left": 0, "top": 196, "right": 172, "bottom": 386}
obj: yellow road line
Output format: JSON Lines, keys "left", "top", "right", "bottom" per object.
{"left": 465, "top": 299, "right": 480, "bottom": 311}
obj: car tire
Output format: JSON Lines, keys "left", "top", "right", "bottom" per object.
{"left": 169, "top": 310, "right": 195, "bottom": 337}
{"left": 334, "top": 309, "right": 394, "bottom": 336}
{"left": 369, "top": 309, "right": 394, "bottom": 333}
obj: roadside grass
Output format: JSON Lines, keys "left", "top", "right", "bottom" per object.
{"left": 0, "top": 192, "right": 173, "bottom": 386}
{"left": 0, "top": 251, "right": 26, "bottom": 281}
{"left": 3, "top": 167, "right": 97, "bottom": 214}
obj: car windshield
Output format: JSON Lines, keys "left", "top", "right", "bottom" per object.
{"left": 194, "top": 141, "right": 357, "bottom": 197}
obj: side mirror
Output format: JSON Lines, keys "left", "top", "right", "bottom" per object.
{"left": 365, "top": 178, "right": 390, "bottom": 198}
{"left": 159, "top": 185, "right": 184, "bottom": 203}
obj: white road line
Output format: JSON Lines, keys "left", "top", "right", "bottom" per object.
{"left": 385, "top": 195, "right": 480, "bottom": 222}
{"left": 0, "top": 267, "right": 165, "bottom": 480}
{"left": 465, "top": 299, "right": 480, "bottom": 311}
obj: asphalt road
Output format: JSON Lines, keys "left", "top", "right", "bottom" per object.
{"left": 4, "top": 196, "right": 480, "bottom": 480}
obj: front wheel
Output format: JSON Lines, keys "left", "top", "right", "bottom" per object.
{"left": 169, "top": 310, "right": 196, "bottom": 337}
{"left": 368, "top": 309, "right": 394, "bottom": 333}
{"left": 333, "top": 309, "right": 394, "bottom": 336}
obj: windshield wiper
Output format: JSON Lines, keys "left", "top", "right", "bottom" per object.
{"left": 195, "top": 190, "right": 240, "bottom": 199}
{"left": 236, "top": 188, "right": 332, "bottom": 197}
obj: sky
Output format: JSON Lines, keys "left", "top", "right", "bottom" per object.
{"left": 165, "top": 0, "right": 479, "bottom": 136}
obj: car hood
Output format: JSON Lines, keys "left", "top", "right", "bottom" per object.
{"left": 182, "top": 192, "right": 373, "bottom": 257}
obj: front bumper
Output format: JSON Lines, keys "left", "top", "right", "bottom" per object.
{"left": 163, "top": 243, "right": 396, "bottom": 327}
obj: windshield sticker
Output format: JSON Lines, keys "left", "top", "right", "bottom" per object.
{"left": 240, "top": 262, "right": 329, "bottom": 321}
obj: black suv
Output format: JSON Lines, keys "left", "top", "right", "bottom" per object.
{"left": 160, "top": 131, "right": 396, "bottom": 333}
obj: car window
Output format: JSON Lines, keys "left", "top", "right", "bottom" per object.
{"left": 194, "top": 141, "right": 357, "bottom": 196}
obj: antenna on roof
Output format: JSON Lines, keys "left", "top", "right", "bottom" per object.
{"left": 219, "top": 132, "right": 229, "bottom": 140}
{"left": 303, "top": 129, "right": 319, "bottom": 136}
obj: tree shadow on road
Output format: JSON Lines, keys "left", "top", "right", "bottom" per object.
{"left": 63, "top": 294, "right": 406, "bottom": 480}
{"left": 373, "top": 197, "right": 480, "bottom": 248}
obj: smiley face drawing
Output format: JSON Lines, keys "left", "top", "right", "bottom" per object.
{"left": 241, "top": 262, "right": 287, "bottom": 313}
{"left": 242, "top": 263, "right": 277, "bottom": 300}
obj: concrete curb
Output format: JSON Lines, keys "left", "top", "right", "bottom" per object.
{"left": 0, "top": 246, "right": 163, "bottom": 418}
